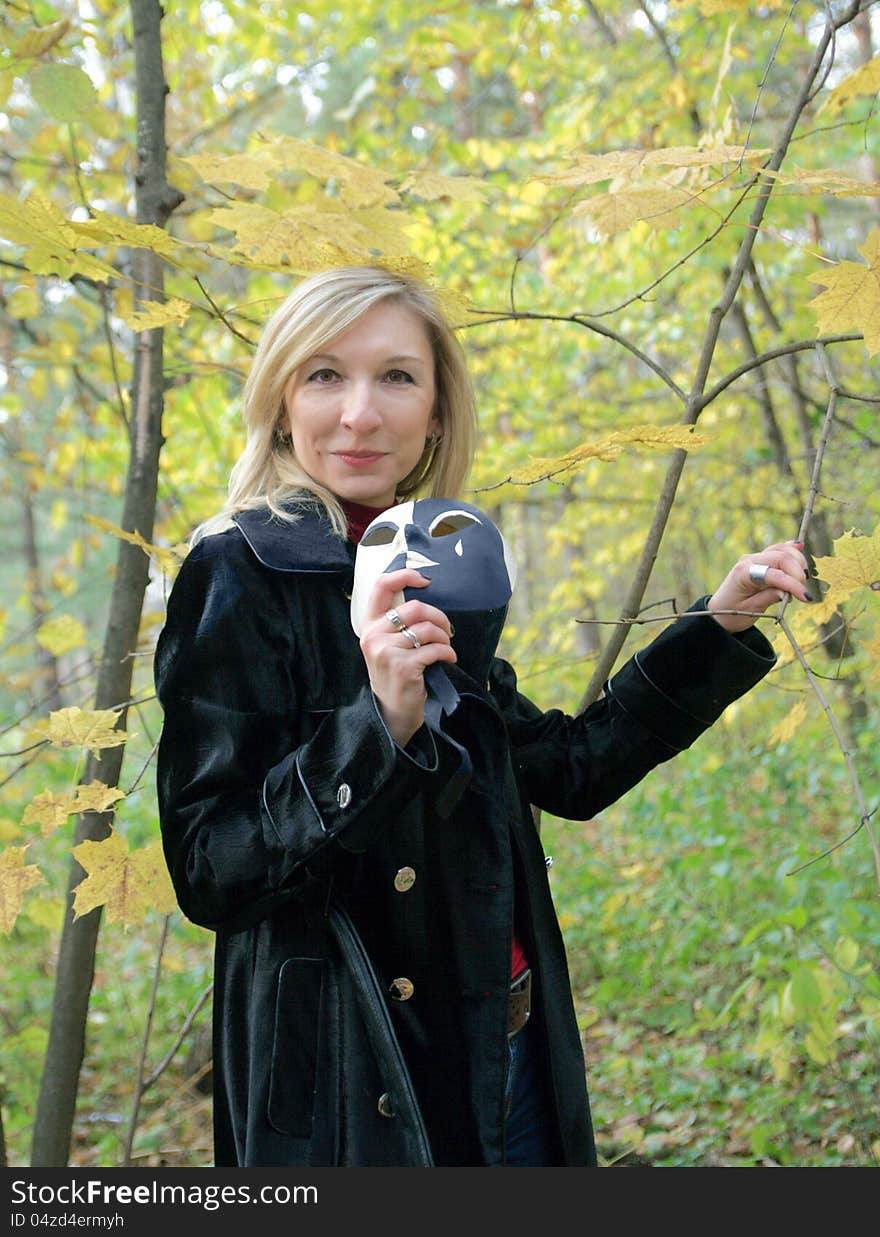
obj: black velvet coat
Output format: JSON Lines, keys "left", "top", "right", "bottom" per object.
{"left": 154, "top": 503, "right": 776, "bottom": 1167}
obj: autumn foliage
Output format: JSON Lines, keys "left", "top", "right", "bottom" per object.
{"left": 1, "top": 0, "right": 878, "bottom": 1168}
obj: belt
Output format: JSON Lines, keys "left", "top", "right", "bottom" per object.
{"left": 507, "top": 968, "right": 531, "bottom": 1037}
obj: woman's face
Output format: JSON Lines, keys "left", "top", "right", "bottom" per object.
{"left": 282, "top": 300, "right": 440, "bottom": 508}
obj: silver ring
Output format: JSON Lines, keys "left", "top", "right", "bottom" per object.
{"left": 385, "top": 608, "right": 404, "bottom": 630}
{"left": 748, "top": 562, "right": 771, "bottom": 586}
{"left": 399, "top": 626, "right": 421, "bottom": 649}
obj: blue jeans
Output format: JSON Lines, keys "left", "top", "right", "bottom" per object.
{"left": 502, "top": 1016, "right": 559, "bottom": 1166}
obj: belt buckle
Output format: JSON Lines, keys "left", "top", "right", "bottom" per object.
{"left": 507, "top": 968, "right": 531, "bottom": 1038}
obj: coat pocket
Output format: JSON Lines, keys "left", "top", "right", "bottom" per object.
{"left": 267, "top": 956, "right": 325, "bottom": 1138}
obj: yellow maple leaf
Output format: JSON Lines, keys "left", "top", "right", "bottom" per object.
{"left": 572, "top": 186, "right": 695, "bottom": 237}
{"left": 398, "top": 171, "right": 488, "bottom": 203}
{"left": 35, "top": 615, "right": 87, "bottom": 657}
{"left": 14, "top": 19, "right": 70, "bottom": 58}
{"left": 208, "top": 202, "right": 369, "bottom": 271}
{"left": 71, "top": 213, "right": 180, "bottom": 259}
{"left": 0, "top": 188, "right": 74, "bottom": 250}
{"left": 186, "top": 138, "right": 399, "bottom": 210}
{"left": 0, "top": 846, "right": 45, "bottom": 934}
{"left": 763, "top": 166, "right": 880, "bottom": 199}
{"left": 508, "top": 425, "right": 707, "bottom": 485}
{"left": 121, "top": 297, "right": 191, "bottom": 332}
{"left": 270, "top": 137, "right": 399, "bottom": 209}
{"left": 72, "top": 781, "right": 126, "bottom": 814}
{"left": 184, "top": 150, "right": 281, "bottom": 192}
{"left": 0, "top": 190, "right": 117, "bottom": 284}
{"left": 808, "top": 230, "right": 880, "bottom": 354}
{"left": 813, "top": 525, "right": 880, "bottom": 608}
{"left": 823, "top": 54, "right": 880, "bottom": 115}
{"left": 541, "top": 144, "right": 766, "bottom": 190}
{"left": 72, "top": 833, "right": 178, "bottom": 927}
{"left": 84, "top": 514, "right": 186, "bottom": 573}
{"left": 21, "top": 781, "right": 125, "bottom": 837}
{"left": 26, "top": 706, "right": 129, "bottom": 756}
{"left": 22, "top": 790, "right": 77, "bottom": 836}
{"left": 768, "top": 699, "right": 808, "bottom": 747}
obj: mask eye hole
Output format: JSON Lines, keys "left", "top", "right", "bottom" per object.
{"left": 429, "top": 511, "right": 481, "bottom": 537}
{"left": 361, "top": 524, "right": 397, "bottom": 547}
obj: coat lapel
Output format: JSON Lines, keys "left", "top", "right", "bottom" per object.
{"left": 233, "top": 503, "right": 354, "bottom": 574}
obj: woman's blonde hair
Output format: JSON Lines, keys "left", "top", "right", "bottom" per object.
{"left": 191, "top": 265, "right": 477, "bottom": 544}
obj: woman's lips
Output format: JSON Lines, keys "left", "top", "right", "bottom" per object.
{"left": 334, "top": 451, "right": 387, "bottom": 467}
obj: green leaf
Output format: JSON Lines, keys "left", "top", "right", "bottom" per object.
{"left": 789, "top": 967, "right": 822, "bottom": 1015}
{"left": 833, "top": 936, "right": 859, "bottom": 972}
{"left": 30, "top": 62, "right": 98, "bottom": 123}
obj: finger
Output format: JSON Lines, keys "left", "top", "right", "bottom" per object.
{"left": 398, "top": 619, "right": 454, "bottom": 648}
{"left": 746, "top": 563, "right": 811, "bottom": 603}
{"left": 388, "top": 599, "right": 453, "bottom": 635}
{"left": 363, "top": 569, "right": 430, "bottom": 622}
{"left": 372, "top": 636, "right": 457, "bottom": 671}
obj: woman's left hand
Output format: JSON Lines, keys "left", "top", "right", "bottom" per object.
{"left": 707, "top": 539, "right": 812, "bottom": 633}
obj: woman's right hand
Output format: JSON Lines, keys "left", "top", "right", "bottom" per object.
{"left": 358, "top": 568, "right": 457, "bottom": 747}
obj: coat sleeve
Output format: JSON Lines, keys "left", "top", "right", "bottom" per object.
{"left": 489, "top": 598, "right": 776, "bottom": 821}
{"left": 154, "top": 531, "right": 442, "bottom": 933}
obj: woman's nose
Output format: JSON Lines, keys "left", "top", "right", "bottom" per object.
{"left": 340, "top": 381, "right": 382, "bottom": 431}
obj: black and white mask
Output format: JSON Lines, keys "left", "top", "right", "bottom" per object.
{"left": 351, "top": 499, "right": 515, "bottom": 630}
{"left": 350, "top": 498, "right": 516, "bottom": 684}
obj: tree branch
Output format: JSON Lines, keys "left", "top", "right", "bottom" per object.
{"left": 577, "top": 7, "right": 855, "bottom": 711}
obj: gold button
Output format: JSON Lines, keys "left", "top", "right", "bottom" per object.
{"left": 394, "top": 866, "right": 416, "bottom": 892}
{"left": 388, "top": 977, "right": 414, "bottom": 1001}
{"left": 377, "top": 1092, "right": 395, "bottom": 1118}
{"left": 336, "top": 783, "right": 352, "bottom": 809}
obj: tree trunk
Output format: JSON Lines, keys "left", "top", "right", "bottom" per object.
{"left": 30, "top": 0, "right": 182, "bottom": 1167}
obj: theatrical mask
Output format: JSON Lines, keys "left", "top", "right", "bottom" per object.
{"left": 350, "top": 498, "right": 517, "bottom": 686}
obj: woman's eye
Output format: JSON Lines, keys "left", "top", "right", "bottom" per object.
{"left": 307, "top": 368, "right": 339, "bottom": 383}
{"left": 385, "top": 369, "right": 413, "bottom": 384}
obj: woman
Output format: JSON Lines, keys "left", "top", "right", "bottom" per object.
{"left": 154, "top": 265, "right": 810, "bottom": 1167}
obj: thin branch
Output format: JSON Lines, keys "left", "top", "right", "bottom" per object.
{"left": 141, "top": 983, "right": 214, "bottom": 1092}
{"left": 577, "top": 6, "right": 856, "bottom": 711}
{"left": 124, "top": 735, "right": 161, "bottom": 798}
{"left": 193, "top": 275, "right": 257, "bottom": 346}
{"left": 0, "top": 746, "right": 45, "bottom": 790}
{"left": 122, "top": 916, "right": 170, "bottom": 1166}
{"left": 574, "top": 607, "right": 780, "bottom": 626}
{"left": 581, "top": 178, "right": 757, "bottom": 320}
{"left": 742, "top": 1, "right": 799, "bottom": 156}
{"left": 699, "top": 335, "right": 861, "bottom": 409}
{"left": 798, "top": 345, "right": 841, "bottom": 540}
{"left": 462, "top": 310, "right": 686, "bottom": 401}
{"left": 778, "top": 616, "right": 880, "bottom": 887}
{"left": 0, "top": 739, "right": 50, "bottom": 759}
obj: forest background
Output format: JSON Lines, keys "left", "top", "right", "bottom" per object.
{"left": 0, "top": 0, "right": 878, "bottom": 1170}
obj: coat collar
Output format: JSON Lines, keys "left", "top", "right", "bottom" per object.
{"left": 233, "top": 502, "right": 354, "bottom": 574}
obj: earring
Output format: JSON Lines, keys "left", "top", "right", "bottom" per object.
{"left": 275, "top": 424, "right": 291, "bottom": 445}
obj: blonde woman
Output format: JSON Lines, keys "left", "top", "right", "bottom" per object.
{"left": 155, "top": 265, "right": 810, "bottom": 1167}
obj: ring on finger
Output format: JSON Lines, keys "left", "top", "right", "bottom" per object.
{"left": 399, "top": 625, "right": 421, "bottom": 649}
{"left": 386, "top": 608, "right": 405, "bottom": 630}
{"left": 748, "top": 562, "right": 771, "bottom": 586}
